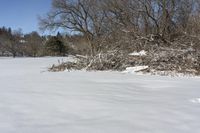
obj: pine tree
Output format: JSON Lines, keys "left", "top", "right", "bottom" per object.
{"left": 45, "top": 36, "right": 66, "bottom": 56}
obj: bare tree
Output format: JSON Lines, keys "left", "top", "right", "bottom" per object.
{"left": 0, "top": 27, "right": 22, "bottom": 57}
{"left": 24, "top": 31, "right": 44, "bottom": 57}
{"left": 39, "top": 0, "right": 105, "bottom": 55}
{"left": 39, "top": 0, "right": 200, "bottom": 52}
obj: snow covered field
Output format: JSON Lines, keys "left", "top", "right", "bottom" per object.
{"left": 0, "top": 57, "right": 200, "bottom": 133}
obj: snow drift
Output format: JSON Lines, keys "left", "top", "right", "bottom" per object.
{"left": 0, "top": 57, "right": 200, "bottom": 133}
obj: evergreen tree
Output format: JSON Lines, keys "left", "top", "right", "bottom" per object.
{"left": 45, "top": 36, "right": 66, "bottom": 56}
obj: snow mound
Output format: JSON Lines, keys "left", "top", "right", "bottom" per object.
{"left": 123, "top": 66, "right": 148, "bottom": 74}
{"left": 190, "top": 98, "right": 200, "bottom": 104}
{"left": 129, "top": 50, "right": 147, "bottom": 56}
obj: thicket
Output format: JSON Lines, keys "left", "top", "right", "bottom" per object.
{"left": 41, "top": 0, "right": 200, "bottom": 75}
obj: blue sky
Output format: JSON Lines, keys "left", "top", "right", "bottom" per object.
{"left": 0, "top": 0, "right": 52, "bottom": 34}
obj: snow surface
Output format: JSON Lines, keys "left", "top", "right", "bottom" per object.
{"left": 0, "top": 57, "right": 200, "bottom": 133}
{"left": 190, "top": 98, "right": 200, "bottom": 104}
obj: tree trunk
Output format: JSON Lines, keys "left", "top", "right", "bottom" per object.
{"left": 86, "top": 35, "right": 95, "bottom": 56}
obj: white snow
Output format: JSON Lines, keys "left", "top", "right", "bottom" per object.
{"left": 123, "top": 66, "right": 148, "bottom": 74}
{"left": 190, "top": 98, "right": 200, "bottom": 104}
{"left": 129, "top": 50, "right": 147, "bottom": 56}
{"left": 0, "top": 57, "right": 200, "bottom": 133}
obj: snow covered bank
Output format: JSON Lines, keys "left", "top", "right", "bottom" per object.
{"left": 0, "top": 57, "right": 200, "bottom": 133}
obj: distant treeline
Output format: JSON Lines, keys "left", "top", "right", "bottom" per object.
{"left": 0, "top": 27, "right": 91, "bottom": 57}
